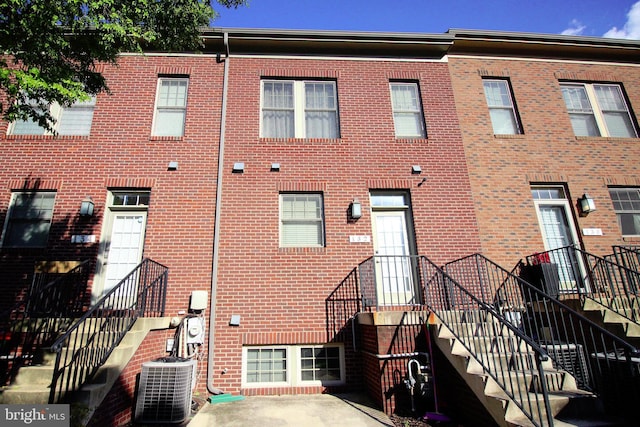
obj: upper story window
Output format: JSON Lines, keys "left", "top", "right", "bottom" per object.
{"left": 390, "top": 82, "right": 426, "bottom": 138}
{"left": 279, "top": 193, "right": 325, "bottom": 247}
{"left": 9, "top": 98, "right": 96, "bottom": 136}
{"left": 152, "top": 77, "right": 189, "bottom": 137}
{"left": 483, "top": 79, "right": 522, "bottom": 135}
{"left": 261, "top": 80, "right": 339, "bottom": 139}
{"left": 561, "top": 83, "right": 637, "bottom": 138}
{"left": 1, "top": 191, "right": 56, "bottom": 248}
{"left": 609, "top": 188, "right": 640, "bottom": 236}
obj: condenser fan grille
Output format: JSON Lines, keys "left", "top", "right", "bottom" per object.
{"left": 135, "top": 359, "right": 196, "bottom": 423}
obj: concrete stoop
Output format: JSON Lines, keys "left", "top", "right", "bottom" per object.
{"left": 431, "top": 311, "right": 610, "bottom": 427}
{"left": 581, "top": 297, "right": 640, "bottom": 342}
{"left": 0, "top": 316, "right": 171, "bottom": 418}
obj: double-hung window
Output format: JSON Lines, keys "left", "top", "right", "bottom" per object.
{"left": 390, "top": 82, "right": 426, "bottom": 138}
{"left": 261, "top": 80, "right": 339, "bottom": 138}
{"left": 1, "top": 192, "right": 56, "bottom": 248}
{"left": 9, "top": 98, "right": 96, "bottom": 136}
{"left": 153, "top": 77, "right": 189, "bottom": 137}
{"left": 483, "top": 79, "right": 522, "bottom": 135}
{"left": 561, "top": 83, "right": 637, "bottom": 138}
{"left": 280, "top": 193, "right": 324, "bottom": 247}
{"left": 609, "top": 188, "right": 640, "bottom": 236}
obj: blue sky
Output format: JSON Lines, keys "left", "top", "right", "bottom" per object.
{"left": 213, "top": 0, "right": 640, "bottom": 39}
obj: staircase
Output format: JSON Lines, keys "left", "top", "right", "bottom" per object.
{"left": 0, "top": 317, "right": 168, "bottom": 407}
{"left": 430, "top": 254, "right": 640, "bottom": 426}
{"left": 0, "top": 258, "right": 169, "bottom": 423}
{"left": 431, "top": 309, "right": 607, "bottom": 426}
{"left": 522, "top": 246, "right": 640, "bottom": 346}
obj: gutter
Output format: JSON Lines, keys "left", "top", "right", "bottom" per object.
{"left": 207, "top": 31, "right": 230, "bottom": 395}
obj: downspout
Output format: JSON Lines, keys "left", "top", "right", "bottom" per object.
{"left": 207, "top": 31, "right": 230, "bottom": 395}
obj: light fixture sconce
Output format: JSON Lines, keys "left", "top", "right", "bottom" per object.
{"left": 412, "top": 165, "right": 422, "bottom": 174}
{"left": 578, "top": 194, "right": 596, "bottom": 217}
{"left": 80, "top": 197, "right": 95, "bottom": 217}
{"left": 167, "top": 161, "right": 178, "bottom": 171}
{"left": 229, "top": 315, "right": 241, "bottom": 326}
{"left": 271, "top": 163, "right": 280, "bottom": 172}
{"left": 350, "top": 198, "right": 362, "bottom": 220}
{"left": 232, "top": 162, "right": 245, "bottom": 173}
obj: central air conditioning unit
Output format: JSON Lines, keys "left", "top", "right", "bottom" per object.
{"left": 541, "top": 343, "right": 590, "bottom": 389}
{"left": 135, "top": 358, "right": 196, "bottom": 424}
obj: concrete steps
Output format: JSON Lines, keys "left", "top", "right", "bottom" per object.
{"left": 431, "top": 310, "right": 610, "bottom": 426}
{"left": 581, "top": 297, "right": 640, "bottom": 341}
{"left": 0, "top": 316, "right": 170, "bottom": 417}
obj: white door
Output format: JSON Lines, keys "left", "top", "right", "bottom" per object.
{"left": 103, "top": 214, "right": 146, "bottom": 294}
{"left": 94, "top": 192, "right": 149, "bottom": 303}
{"left": 533, "top": 187, "right": 582, "bottom": 292}
{"left": 370, "top": 193, "right": 416, "bottom": 305}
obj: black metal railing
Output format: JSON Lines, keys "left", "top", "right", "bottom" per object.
{"left": 524, "top": 246, "right": 640, "bottom": 326}
{"left": 444, "top": 254, "right": 640, "bottom": 422}
{"left": 426, "top": 255, "right": 555, "bottom": 426}
{"left": 0, "top": 260, "right": 92, "bottom": 386}
{"left": 48, "top": 258, "right": 168, "bottom": 403}
{"left": 358, "top": 255, "right": 426, "bottom": 309}
{"left": 325, "top": 266, "right": 361, "bottom": 343}
{"left": 613, "top": 245, "right": 640, "bottom": 295}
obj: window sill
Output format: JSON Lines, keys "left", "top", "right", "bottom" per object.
{"left": 395, "top": 137, "right": 429, "bottom": 143}
{"left": 260, "top": 137, "right": 341, "bottom": 144}
{"left": 6, "top": 134, "right": 90, "bottom": 140}
{"left": 574, "top": 135, "right": 638, "bottom": 142}
{"left": 278, "top": 246, "right": 326, "bottom": 254}
{"left": 149, "top": 135, "right": 184, "bottom": 141}
{"left": 492, "top": 133, "right": 526, "bottom": 139}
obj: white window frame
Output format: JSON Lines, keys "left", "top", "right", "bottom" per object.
{"left": 561, "top": 82, "right": 637, "bottom": 138}
{"left": 296, "top": 345, "right": 345, "bottom": 385}
{"left": 260, "top": 79, "right": 339, "bottom": 139}
{"left": 152, "top": 77, "right": 189, "bottom": 137}
{"left": 389, "top": 81, "right": 426, "bottom": 138}
{"left": 8, "top": 97, "right": 96, "bottom": 136}
{"left": 0, "top": 191, "right": 56, "bottom": 248}
{"left": 609, "top": 187, "right": 640, "bottom": 237}
{"left": 279, "top": 193, "right": 325, "bottom": 248}
{"left": 482, "top": 79, "right": 521, "bottom": 135}
{"left": 242, "top": 344, "right": 345, "bottom": 388}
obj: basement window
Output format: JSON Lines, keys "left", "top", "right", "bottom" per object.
{"left": 242, "top": 344, "right": 344, "bottom": 388}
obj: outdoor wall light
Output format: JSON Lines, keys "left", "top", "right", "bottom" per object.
{"left": 232, "top": 162, "right": 245, "bottom": 173}
{"left": 80, "top": 197, "right": 95, "bottom": 217}
{"left": 350, "top": 199, "right": 362, "bottom": 220}
{"left": 578, "top": 194, "right": 596, "bottom": 217}
{"left": 412, "top": 165, "right": 422, "bottom": 174}
{"left": 271, "top": 163, "right": 281, "bottom": 172}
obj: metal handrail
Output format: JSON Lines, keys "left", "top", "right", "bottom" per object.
{"left": 325, "top": 266, "right": 361, "bottom": 343}
{"left": 424, "top": 255, "right": 554, "bottom": 427}
{"left": 525, "top": 246, "right": 640, "bottom": 325}
{"left": 358, "top": 255, "right": 426, "bottom": 309}
{"left": 0, "top": 260, "right": 92, "bottom": 386}
{"left": 48, "top": 258, "right": 168, "bottom": 403}
{"left": 445, "top": 253, "right": 640, "bottom": 423}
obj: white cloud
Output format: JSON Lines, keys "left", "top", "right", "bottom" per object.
{"left": 603, "top": 1, "right": 640, "bottom": 39}
{"left": 561, "top": 19, "right": 586, "bottom": 36}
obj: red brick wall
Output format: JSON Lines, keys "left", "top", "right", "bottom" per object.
{"left": 448, "top": 57, "right": 640, "bottom": 266}
{"left": 209, "top": 56, "right": 481, "bottom": 396}
{"left": 88, "top": 329, "right": 177, "bottom": 426}
{"left": 0, "top": 54, "right": 223, "bottom": 317}
{"left": 0, "top": 54, "right": 223, "bottom": 424}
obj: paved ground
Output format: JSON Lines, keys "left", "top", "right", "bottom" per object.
{"left": 188, "top": 393, "right": 394, "bottom": 427}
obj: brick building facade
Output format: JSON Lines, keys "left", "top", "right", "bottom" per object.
{"left": 1, "top": 28, "right": 639, "bottom": 425}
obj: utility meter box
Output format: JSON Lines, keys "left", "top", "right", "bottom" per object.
{"left": 190, "top": 290, "right": 208, "bottom": 311}
{"left": 186, "top": 317, "right": 205, "bottom": 344}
